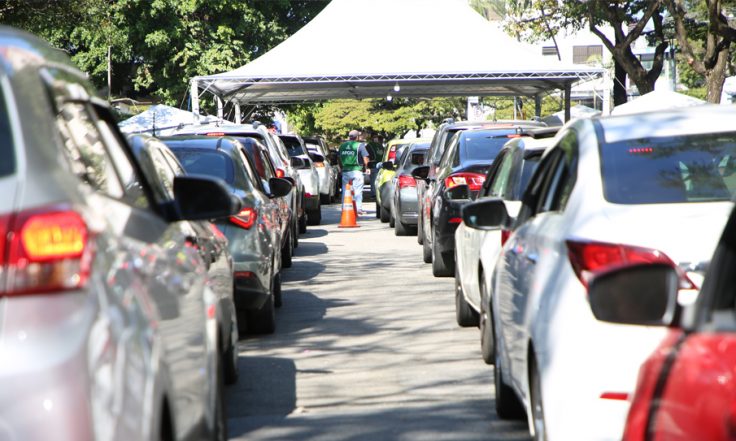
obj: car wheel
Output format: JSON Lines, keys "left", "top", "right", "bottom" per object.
{"left": 389, "top": 211, "right": 395, "bottom": 228}
{"left": 247, "top": 285, "right": 276, "bottom": 334}
{"left": 394, "top": 218, "right": 410, "bottom": 236}
{"left": 273, "top": 272, "right": 283, "bottom": 308}
{"left": 431, "top": 233, "right": 453, "bottom": 277}
{"left": 375, "top": 204, "right": 381, "bottom": 219}
{"left": 214, "top": 345, "right": 228, "bottom": 441}
{"left": 223, "top": 328, "right": 239, "bottom": 385}
{"left": 298, "top": 213, "right": 307, "bottom": 234}
{"left": 530, "top": 357, "right": 547, "bottom": 441}
{"left": 281, "top": 232, "right": 293, "bottom": 269}
{"left": 422, "top": 226, "right": 433, "bottom": 263}
{"left": 320, "top": 193, "right": 330, "bottom": 205}
{"left": 494, "top": 328, "right": 525, "bottom": 419}
{"left": 479, "top": 272, "right": 495, "bottom": 365}
{"left": 380, "top": 205, "right": 390, "bottom": 223}
{"left": 307, "top": 201, "right": 321, "bottom": 226}
{"left": 292, "top": 223, "right": 299, "bottom": 248}
{"left": 417, "top": 213, "right": 424, "bottom": 245}
{"left": 455, "top": 265, "right": 479, "bottom": 327}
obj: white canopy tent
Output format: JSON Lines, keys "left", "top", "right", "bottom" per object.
{"left": 119, "top": 104, "right": 222, "bottom": 135}
{"left": 610, "top": 90, "right": 705, "bottom": 116}
{"left": 191, "top": 0, "right": 606, "bottom": 121}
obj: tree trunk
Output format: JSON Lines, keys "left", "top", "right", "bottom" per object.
{"left": 705, "top": 48, "right": 729, "bottom": 103}
{"left": 613, "top": 32, "right": 627, "bottom": 105}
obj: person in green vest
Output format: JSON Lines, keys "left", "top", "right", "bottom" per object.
{"left": 338, "top": 129, "right": 370, "bottom": 215}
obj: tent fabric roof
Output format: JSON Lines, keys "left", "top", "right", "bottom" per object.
{"left": 610, "top": 90, "right": 706, "bottom": 116}
{"left": 119, "top": 104, "right": 221, "bottom": 135}
{"left": 194, "top": 0, "right": 604, "bottom": 104}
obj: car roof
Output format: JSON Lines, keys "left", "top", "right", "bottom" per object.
{"left": 159, "top": 135, "right": 254, "bottom": 153}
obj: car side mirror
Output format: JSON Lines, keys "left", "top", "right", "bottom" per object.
{"left": 381, "top": 161, "right": 395, "bottom": 171}
{"left": 174, "top": 175, "right": 241, "bottom": 220}
{"left": 411, "top": 165, "right": 430, "bottom": 181}
{"left": 445, "top": 184, "right": 469, "bottom": 200}
{"left": 283, "top": 176, "right": 295, "bottom": 186}
{"left": 290, "top": 157, "right": 306, "bottom": 168}
{"left": 461, "top": 197, "right": 509, "bottom": 230}
{"left": 588, "top": 264, "right": 679, "bottom": 326}
{"left": 268, "top": 177, "right": 293, "bottom": 198}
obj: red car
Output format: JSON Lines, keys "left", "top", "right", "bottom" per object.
{"left": 588, "top": 204, "right": 736, "bottom": 441}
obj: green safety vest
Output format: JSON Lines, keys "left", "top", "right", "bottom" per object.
{"left": 339, "top": 141, "right": 363, "bottom": 172}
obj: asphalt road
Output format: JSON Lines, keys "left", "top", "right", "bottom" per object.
{"left": 226, "top": 201, "right": 531, "bottom": 441}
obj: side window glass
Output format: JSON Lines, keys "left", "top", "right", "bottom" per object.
{"left": 92, "top": 105, "right": 150, "bottom": 209}
{"left": 56, "top": 101, "right": 124, "bottom": 198}
{"left": 259, "top": 148, "right": 276, "bottom": 179}
{"left": 237, "top": 148, "right": 263, "bottom": 192}
{"left": 161, "top": 149, "right": 186, "bottom": 176}
{"left": 515, "top": 150, "right": 561, "bottom": 226}
{"left": 490, "top": 152, "right": 514, "bottom": 198}
{"left": 548, "top": 132, "right": 578, "bottom": 212}
{"left": 150, "top": 149, "right": 176, "bottom": 200}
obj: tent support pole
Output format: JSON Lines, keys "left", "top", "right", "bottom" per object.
{"left": 534, "top": 95, "right": 542, "bottom": 118}
{"left": 564, "top": 83, "right": 571, "bottom": 122}
{"left": 216, "top": 96, "right": 224, "bottom": 120}
{"left": 234, "top": 103, "right": 241, "bottom": 124}
{"left": 190, "top": 78, "right": 200, "bottom": 123}
{"left": 602, "top": 70, "right": 612, "bottom": 116}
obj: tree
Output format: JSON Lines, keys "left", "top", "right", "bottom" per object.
{"left": 504, "top": 0, "right": 669, "bottom": 101}
{"left": 665, "top": 0, "right": 736, "bottom": 103}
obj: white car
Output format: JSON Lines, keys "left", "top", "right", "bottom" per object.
{"left": 483, "top": 105, "right": 736, "bottom": 441}
{"left": 303, "top": 136, "right": 339, "bottom": 204}
{"left": 454, "top": 133, "right": 552, "bottom": 364}
{"left": 278, "top": 134, "right": 322, "bottom": 225}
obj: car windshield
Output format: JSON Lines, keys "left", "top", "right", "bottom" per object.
{"left": 600, "top": 133, "right": 736, "bottom": 204}
{"left": 461, "top": 130, "right": 516, "bottom": 162}
{"left": 171, "top": 150, "right": 235, "bottom": 184}
{"left": 280, "top": 137, "right": 307, "bottom": 157}
{"left": 0, "top": 84, "right": 15, "bottom": 178}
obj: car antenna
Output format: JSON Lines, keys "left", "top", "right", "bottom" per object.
{"left": 152, "top": 110, "right": 157, "bottom": 137}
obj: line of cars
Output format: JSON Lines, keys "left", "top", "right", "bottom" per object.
{"left": 397, "top": 107, "right": 736, "bottom": 440}
{"left": 0, "top": 26, "right": 339, "bottom": 441}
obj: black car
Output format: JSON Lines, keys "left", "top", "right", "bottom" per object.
{"left": 414, "top": 127, "right": 530, "bottom": 277}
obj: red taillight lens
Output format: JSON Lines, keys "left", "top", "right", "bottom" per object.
{"left": 444, "top": 173, "right": 485, "bottom": 191}
{"left": 449, "top": 217, "right": 463, "bottom": 224}
{"left": 397, "top": 175, "right": 416, "bottom": 188}
{"left": 276, "top": 168, "right": 286, "bottom": 178}
{"left": 230, "top": 208, "right": 257, "bottom": 229}
{"left": 501, "top": 228, "right": 511, "bottom": 246}
{"left": 2, "top": 207, "right": 93, "bottom": 295}
{"left": 388, "top": 146, "right": 397, "bottom": 161}
{"left": 566, "top": 240, "right": 696, "bottom": 289}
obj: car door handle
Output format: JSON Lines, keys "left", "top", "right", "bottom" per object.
{"left": 525, "top": 253, "right": 538, "bottom": 264}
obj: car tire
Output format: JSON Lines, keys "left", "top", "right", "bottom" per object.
{"left": 479, "top": 272, "right": 495, "bottom": 365}
{"left": 214, "top": 345, "right": 228, "bottom": 441}
{"left": 422, "top": 227, "right": 433, "bottom": 263}
{"left": 530, "top": 357, "right": 547, "bottom": 441}
{"left": 375, "top": 204, "right": 381, "bottom": 219}
{"left": 223, "top": 329, "right": 239, "bottom": 385}
{"left": 307, "top": 201, "right": 321, "bottom": 226}
{"left": 455, "top": 266, "right": 479, "bottom": 327}
{"left": 298, "top": 213, "right": 307, "bottom": 234}
{"left": 281, "top": 232, "right": 293, "bottom": 269}
{"left": 394, "top": 219, "right": 410, "bottom": 236}
{"left": 273, "top": 272, "right": 283, "bottom": 308}
{"left": 389, "top": 211, "right": 395, "bottom": 228}
{"left": 431, "top": 233, "right": 453, "bottom": 277}
{"left": 417, "top": 213, "right": 424, "bottom": 245}
{"left": 320, "top": 193, "right": 330, "bottom": 205}
{"left": 494, "top": 328, "right": 525, "bottom": 419}
{"left": 292, "top": 223, "right": 299, "bottom": 248}
{"left": 247, "top": 286, "right": 276, "bottom": 334}
{"left": 380, "top": 205, "right": 390, "bottom": 223}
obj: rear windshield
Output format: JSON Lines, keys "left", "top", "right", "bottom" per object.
{"left": 601, "top": 133, "right": 736, "bottom": 204}
{"left": 280, "top": 137, "right": 306, "bottom": 157}
{"left": 171, "top": 150, "right": 234, "bottom": 184}
{"left": 0, "top": 84, "right": 15, "bottom": 177}
{"left": 461, "top": 130, "right": 516, "bottom": 162}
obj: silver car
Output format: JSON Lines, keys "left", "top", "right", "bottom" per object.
{"left": 0, "top": 27, "right": 236, "bottom": 440}
{"left": 303, "top": 136, "right": 339, "bottom": 204}
{"left": 389, "top": 144, "right": 430, "bottom": 235}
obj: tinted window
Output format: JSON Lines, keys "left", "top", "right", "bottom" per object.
{"left": 0, "top": 84, "right": 15, "bottom": 177}
{"left": 280, "top": 137, "right": 306, "bottom": 157}
{"left": 600, "top": 133, "right": 736, "bottom": 204}
{"left": 517, "top": 155, "right": 542, "bottom": 200}
{"left": 461, "top": 130, "right": 515, "bottom": 162}
{"left": 410, "top": 152, "right": 426, "bottom": 166}
{"left": 172, "top": 150, "right": 234, "bottom": 184}
{"left": 489, "top": 151, "right": 513, "bottom": 197}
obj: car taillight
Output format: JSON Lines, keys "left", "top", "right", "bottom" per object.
{"left": 397, "top": 175, "right": 416, "bottom": 188}
{"left": 230, "top": 208, "right": 257, "bottom": 229}
{"left": 276, "top": 168, "right": 286, "bottom": 178}
{"left": 566, "top": 240, "right": 696, "bottom": 290}
{"left": 1, "top": 206, "right": 93, "bottom": 295}
{"left": 388, "top": 147, "right": 397, "bottom": 162}
{"left": 444, "top": 173, "right": 485, "bottom": 191}
{"left": 501, "top": 228, "right": 511, "bottom": 246}
{"left": 622, "top": 329, "right": 685, "bottom": 441}
{"left": 314, "top": 162, "right": 325, "bottom": 168}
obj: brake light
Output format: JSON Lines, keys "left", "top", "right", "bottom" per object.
{"left": 501, "top": 228, "right": 511, "bottom": 246}
{"left": 276, "top": 168, "right": 286, "bottom": 178}
{"left": 449, "top": 217, "right": 463, "bottom": 224}
{"left": 445, "top": 173, "right": 485, "bottom": 191}
{"left": 397, "top": 175, "right": 416, "bottom": 188}
{"left": 388, "top": 146, "right": 397, "bottom": 162}
{"left": 1, "top": 206, "right": 93, "bottom": 295}
{"left": 206, "top": 132, "right": 226, "bottom": 137}
{"left": 314, "top": 162, "right": 325, "bottom": 168}
{"left": 566, "top": 240, "right": 697, "bottom": 289}
{"left": 230, "top": 208, "right": 257, "bottom": 229}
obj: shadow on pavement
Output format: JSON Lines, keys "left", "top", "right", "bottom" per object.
{"left": 293, "top": 241, "right": 329, "bottom": 258}
{"left": 225, "top": 356, "right": 296, "bottom": 419}
{"left": 282, "top": 260, "right": 325, "bottom": 282}
{"left": 276, "top": 290, "right": 376, "bottom": 337}
{"left": 302, "top": 228, "right": 329, "bottom": 239}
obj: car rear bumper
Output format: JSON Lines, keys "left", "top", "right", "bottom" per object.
{"left": 397, "top": 189, "right": 419, "bottom": 224}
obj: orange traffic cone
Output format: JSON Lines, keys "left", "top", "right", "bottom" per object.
{"left": 338, "top": 183, "right": 360, "bottom": 228}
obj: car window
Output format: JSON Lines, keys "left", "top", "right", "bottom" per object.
{"left": 280, "top": 136, "right": 306, "bottom": 157}
{"left": 440, "top": 133, "right": 460, "bottom": 169}
{"left": 515, "top": 153, "right": 543, "bottom": 200}
{"left": 173, "top": 150, "right": 235, "bottom": 184}
{"left": 600, "top": 131, "right": 736, "bottom": 204}
{"left": 150, "top": 148, "right": 176, "bottom": 200}
{"left": 161, "top": 148, "right": 186, "bottom": 176}
{"left": 461, "top": 130, "right": 515, "bottom": 162}
{"left": 489, "top": 151, "right": 514, "bottom": 198}
{"left": 0, "top": 82, "right": 15, "bottom": 178}
{"left": 515, "top": 150, "right": 563, "bottom": 226}
{"left": 56, "top": 101, "right": 125, "bottom": 199}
